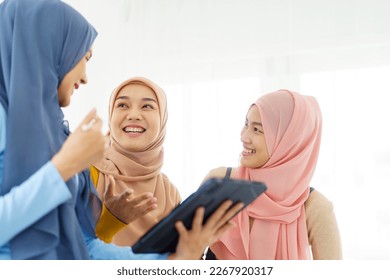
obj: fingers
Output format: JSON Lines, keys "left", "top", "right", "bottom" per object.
{"left": 175, "top": 221, "right": 188, "bottom": 237}
{"left": 192, "top": 207, "right": 205, "bottom": 230}
{"left": 79, "top": 108, "right": 102, "bottom": 132}
{"left": 131, "top": 193, "right": 157, "bottom": 209}
{"left": 217, "top": 202, "right": 245, "bottom": 228}
{"left": 204, "top": 200, "right": 233, "bottom": 227}
{"left": 104, "top": 175, "right": 116, "bottom": 201}
{"left": 204, "top": 200, "right": 245, "bottom": 230}
{"left": 118, "top": 188, "right": 134, "bottom": 201}
{"left": 82, "top": 108, "right": 97, "bottom": 124}
{"left": 126, "top": 193, "right": 157, "bottom": 218}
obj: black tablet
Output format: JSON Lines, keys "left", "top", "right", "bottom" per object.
{"left": 132, "top": 177, "right": 267, "bottom": 253}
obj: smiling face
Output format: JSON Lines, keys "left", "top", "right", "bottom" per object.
{"left": 57, "top": 49, "right": 92, "bottom": 107}
{"left": 240, "top": 105, "right": 270, "bottom": 168}
{"left": 110, "top": 83, "right": 161, "bottom": 152}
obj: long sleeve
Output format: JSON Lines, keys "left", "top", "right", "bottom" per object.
{"left": 0, "top": 105, "right": 72, "bottom": 249}
{"left": 305, "top": 190, "right": 343, "bottom": 260}
{"left": 83, "top": 230, "right": 169, "bottom": 260}
{"left": 95, "top": 204, "right": 127, "bottom": 243}
{"left": 0, "top": 161, "right": 72, "bottom": 246}
{"left": 90, "top": 166, "right": 127, "bottom": 243}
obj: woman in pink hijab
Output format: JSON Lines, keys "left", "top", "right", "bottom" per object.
{"left": 204, "top": 89, "right": 342, "bottom": 260}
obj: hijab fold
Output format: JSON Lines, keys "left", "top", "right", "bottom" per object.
{"left": 0, "top": 0, "right": 100, "bottom": 259}
{"left": 211, "top": 89, "right": 322, "bottom": 259}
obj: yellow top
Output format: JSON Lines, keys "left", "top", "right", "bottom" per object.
{"left": 90, "top": 166, "right": 127, "bottom": 243}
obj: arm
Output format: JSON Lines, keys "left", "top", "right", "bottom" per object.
{"left": 84, "top": 230, "right": 169, "bottom": 260}
{"left": 90, "top": 166, "right": 127, "bottom": 243}
{"left": 305, "top": 190, "right": 343, "bottom": 260}
{"left": 0, "top": 108, "right": 106, "bottom": 246}
{"left": 84, "top": 200, "right": 244, "bottom": 260}
{"left": 95, "top": 205, "right": 127, "bottom": 243}
{"left": 91, "top": 169, "right": 157, "bottom": 243}
{"left": 0, "top": 162, "right": 71, "bottom": 246}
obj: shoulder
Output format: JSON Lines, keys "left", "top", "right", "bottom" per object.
{"left": 305, "top": 189, "right": 334, "bottom": 212}
{"left": 305, "top": 189, "right": 336, "bottom": 225}
{"left": 305, "top": 189, "right": 343, "bottom": 259}
{"left": 203, "top": 167, "right": 229, "bottom": 181}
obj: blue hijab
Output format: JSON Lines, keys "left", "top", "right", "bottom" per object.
{"left": 0, "top": 0, "right": 101, "bottom": 259}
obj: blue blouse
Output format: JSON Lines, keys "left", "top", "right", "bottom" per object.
{"left": 0, "top": 104, "right": 167, "bottom": 260}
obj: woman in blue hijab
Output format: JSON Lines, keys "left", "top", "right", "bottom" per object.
{"left": 0, "top": 0, "right": 240, "bottom": 260}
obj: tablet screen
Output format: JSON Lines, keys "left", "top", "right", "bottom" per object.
{"left": 132, "top": 178, "right": 267, "bottom": 253}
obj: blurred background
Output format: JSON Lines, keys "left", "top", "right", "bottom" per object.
{"left": 56, "top": 0, "right": 390, "bottom": 259}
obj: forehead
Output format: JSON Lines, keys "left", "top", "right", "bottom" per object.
{"left": 247, "top": 105, "right": 262, "bottom": 121}
{"left": 117, "top": 83, "right": 157, "bottom": 100}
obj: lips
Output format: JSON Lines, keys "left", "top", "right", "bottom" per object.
{"left": 123, "top": 125, "right": 146, "bottom": 134}
{"left": 242, "top": 146, "right": 256, "bottom": 155}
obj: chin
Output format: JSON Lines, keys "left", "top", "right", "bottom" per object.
{"left": 241, "top": 159, "right": 261, "bottom": 169}
{"left": 60, "top": 100, "right": 71, "bottom": 107}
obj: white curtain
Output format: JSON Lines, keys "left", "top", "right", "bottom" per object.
{"left": 62, "top": 0, "right": 390, "bottom": 259}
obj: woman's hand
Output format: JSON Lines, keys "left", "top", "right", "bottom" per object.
{"left": 168, "top": 200, "right": 244, "bottom": 260}
{"left": 103, "top": 175, "right": 158, "bottom": 224}
{"left": 52, "top": 108, "right": 107, "bottom": 181}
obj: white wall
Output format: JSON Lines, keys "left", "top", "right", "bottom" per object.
{"left": 20, "top": 0, "right": 390, "bottom": 259}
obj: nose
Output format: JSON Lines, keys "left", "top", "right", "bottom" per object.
{"left": 240, "top": 127, "right": 250, "bottom": 143}
{"left": 80, "top": 74, "right": 88, "bottom": 85}
{"left": 126, "top": 108, "right": 142, "bottom": 120}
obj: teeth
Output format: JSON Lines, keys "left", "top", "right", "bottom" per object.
{"left": 243, "top": 148, "right": 255, "bottom": 154}
{"left": 124, "top": 127, "right": 145, "bottom": 133}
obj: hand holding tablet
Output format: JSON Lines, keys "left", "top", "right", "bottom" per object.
{"left": 132, "top": 178, "right": 267, "bottom": 253}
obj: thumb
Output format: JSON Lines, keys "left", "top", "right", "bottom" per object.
{"left": 78, "top": 108, "right": 103, "bottom": 132}
{"left": 104, "top": 175, "right": 115, "bottom": 200}
{"left": 81, "top": 108, "right": 97, "bottom": 125}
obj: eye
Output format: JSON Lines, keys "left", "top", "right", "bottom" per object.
{"left": 254, "top": 127, "right": 264, "bottom": 134}
{"left": 116, "top": 102, "right": 128, "bottom": 108}
{"left": 85, "top": 52, "right": 92, "bottom": 62}
{"left": 142, "top": 104, "right": 155, "bottom": 110}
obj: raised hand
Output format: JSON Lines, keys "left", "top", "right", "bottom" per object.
{"left": 52, "top": 108, "right": 107, "bottom": 181}
{"left": 103, "top": 175, "right": 158, "bottom": 224}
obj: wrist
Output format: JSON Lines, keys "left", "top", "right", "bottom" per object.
{"left": 52, "top": 153, "right": 77, "bottom": 181}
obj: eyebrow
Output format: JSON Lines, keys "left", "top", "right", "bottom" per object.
{"left": 86, "top": 51, "right": 93, "bottom": 61}
{"left": 115, "top": 96, "right": 158, "bottom": 103}
{"left": 252, "top": 121, "right": 263, "bottom": 127}
{"left": 246, "top": 118, "right": 263, "bottom": 127}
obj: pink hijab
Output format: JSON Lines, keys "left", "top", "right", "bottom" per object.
{"left": 211, "top": 89, "right": 322, "bottom": 259}
{"left": 94, "top": 77, "right": 181, "bottom": 246}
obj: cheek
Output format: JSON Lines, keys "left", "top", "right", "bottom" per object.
{"left": 149, "top": 121, "right": 161, "bottom": 139}
{"left": 110, "top": 113, "right": 123, "bottom": 137}
{"left": 240, "top": 127, "right": 247, "bottom": 142}
{"left": 148, "top": 113, "right": 161, "bottom": 136}
{"left": 256, "top": 150, "right": 269, "bottom": 164}
{"left": 57, "top": 83, "right": 71, "bottom": 105}
{"left": 254, "top": 139, "right": 269, "bottom": 157}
